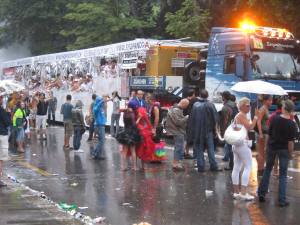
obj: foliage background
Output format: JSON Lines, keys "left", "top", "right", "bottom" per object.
{"left": 0, "top": 0, "right": 299, "bottom": 55}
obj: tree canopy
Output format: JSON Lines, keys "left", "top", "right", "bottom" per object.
{"left": 0, "top": 0, "right": 300, "bottom": 55}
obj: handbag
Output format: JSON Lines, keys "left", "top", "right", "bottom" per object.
{"left": 224, "top": 120, "right": 247, "bottom": 146}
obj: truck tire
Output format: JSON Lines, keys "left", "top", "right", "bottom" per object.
{"left": 184, "top": 61, "right": 200, "bottom": 83}
{"left": 184, "top": 61, "right": 205, "bottom": 88}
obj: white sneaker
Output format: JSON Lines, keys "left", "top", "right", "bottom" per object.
{"left": 240, "top": 193, "right": 255, "bottom": 201}
{"left": 74, "top": 149, "right": 84, "bottom": 153}
{"left": 233, "top": 193, "right": 241, "bottom": 199}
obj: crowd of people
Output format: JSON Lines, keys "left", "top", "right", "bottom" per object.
{"left": 165, "top": 88, "right": 297, "bottom": 206}
{"left": 0, "top": 87, "right": 298, "bottom": 208}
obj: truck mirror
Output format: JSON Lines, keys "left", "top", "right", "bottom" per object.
{"left": 235, "top": 55, "right": 245, "bottom": 79}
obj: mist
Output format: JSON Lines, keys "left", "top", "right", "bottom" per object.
{"left": 0, "top": 43, "right": 31, "bottom": 62}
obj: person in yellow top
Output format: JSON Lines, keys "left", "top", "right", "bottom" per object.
{"left": 13, "top": 101, "right": 26, "bottom": 153}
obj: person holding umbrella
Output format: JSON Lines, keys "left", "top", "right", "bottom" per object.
{"left": 231, "top": 97, "right": 259, "bottom": 201}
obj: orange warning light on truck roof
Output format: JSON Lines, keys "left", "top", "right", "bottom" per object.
{"left": 239, "top": 20, "right": 294, "bottom": 40}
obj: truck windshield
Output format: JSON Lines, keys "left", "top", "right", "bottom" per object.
{"left": 252, "top": 51, "right": 299, "bottom": 80}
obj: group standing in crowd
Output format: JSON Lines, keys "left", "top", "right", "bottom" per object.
{"left": 0, "top": 86, "right": 298, "bottom": 208}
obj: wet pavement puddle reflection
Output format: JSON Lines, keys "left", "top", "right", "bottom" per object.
{"left": 4, "top": 127, "right": 300, "bottom": 225}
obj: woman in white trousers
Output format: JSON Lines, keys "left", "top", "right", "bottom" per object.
{"left": 232, "top": 97, "right": 259, "bottom": 201}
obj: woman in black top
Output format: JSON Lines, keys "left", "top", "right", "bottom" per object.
{"left": 116, "top": 100, "right": 141, "bottom": 171}
{"left": 258, "top": 100, "right": 297, "bottom": 207}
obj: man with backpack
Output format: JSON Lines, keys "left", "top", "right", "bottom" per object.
{"left": 220, "top": 91, "right": 238, "bottom": 170}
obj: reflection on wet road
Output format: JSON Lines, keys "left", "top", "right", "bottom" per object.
{"left": 6, "top": 127, "right": 300, "bottom": 225}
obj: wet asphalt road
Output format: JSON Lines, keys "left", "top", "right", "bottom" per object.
{"left": 4, "top": 126, "right": 300, "bottom": 225}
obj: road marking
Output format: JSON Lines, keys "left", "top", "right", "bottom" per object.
{"left": 17, "top": 161, "right": 52, "bottom": 177}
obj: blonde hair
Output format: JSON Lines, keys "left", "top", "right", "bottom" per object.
{"left": 238, "top": 97, "right": 250, "bottom": 110}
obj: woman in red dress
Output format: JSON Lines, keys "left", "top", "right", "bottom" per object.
{"left": 136, "top": 107, "right": 166, "bottom": 169}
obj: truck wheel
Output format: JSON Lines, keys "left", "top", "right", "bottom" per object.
{"left": 184, "top": 61, "right": 205, "bottom": 88}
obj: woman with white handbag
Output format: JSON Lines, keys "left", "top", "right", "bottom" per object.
{"left": 224, "top": 97, "right": 259, "bottom": 201}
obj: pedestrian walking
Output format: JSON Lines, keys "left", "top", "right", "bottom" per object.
{"left": 110, "top": 91, "right": 121, "bottom": 137}
{"left": 183, "top": 89, "right": 197, "bottom": 159}
{"left": 135, "top": 90, "right": 146, "bottom": 108}
{"left": 165, "top": 99, "right": 189, "bottom": 171}
{"left": 136, "top": 106, "right": 162, "bottom": 169}
{"left": 256, "top": 94, "right": 273, "bottom": 177}
{"left": 91, "top": 96, "right": 106, "bottom": 160}
{"left": 47, "top": 91, "right": 57, "bottom": 125}
{"left": 129, "top": 90, "right": 137, "bottom": 101}
{"left": 13, "top": 101, "right": 27, "bottom": 153}
{"left": 87, "top": 94, "right": 97, "bottom": 141}
{"left": 72, "top": 100, "right": 85, "bottom": 153}
{"left": 258, "top": 100, "right": 297, "bottom": 207}
{"left": 60, "top": 94, "right": 73, "bottom": 149}
{"left": 231, "top": 97, "right": 258, "bottom": 201}
{"left": 36, "top": 93, "right": 48, "bottom": 140}
{"left": 116, "top": 100, "right": 141, "bottom": 171}
{"left": 29, "top": 92, "right": 39, "bottom": 129}
{"left": 0, "top": 95, "right": 10, "bottom": 187}
{"left": 189, "top": 89, "right": 221, "bottom": 172}
{"left": 23, "top": 95, "right": 31, "bottom": 140}
{"left": 146, "top": 93, "right": 163, "bottom": 143}
{"left": 220, "top": 91, "right": 238, "bottom": 170}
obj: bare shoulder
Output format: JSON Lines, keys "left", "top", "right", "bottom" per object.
{"left": 235, "top": 112, "right": 247, "bottom": 123}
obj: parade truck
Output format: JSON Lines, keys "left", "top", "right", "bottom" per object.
{"left": 204, "top": 23, "right": 300, "bottom": 111}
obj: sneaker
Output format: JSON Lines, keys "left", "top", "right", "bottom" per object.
{"left": 74, "top": 149, "right": 84, "bottom": 153}
{"left": 259, "top": 196, "right": 265, "bottom": 202}
{"left": 233, "top": 193, "right": 241, "bottom": 200}
{"left": 240, "top": 193, "right": 255, "bottom": 201}
{"left": 184, "top": 153, "right": 194, "bottom": 160}
{"left": 210, "top": 167, "right": 223, "bottom": 172}
{"left": 224, "top": 166, "right": 233, "bottom": 171}
{"left": 278, "top": 201, "right": 290, "bottom": 207}
{"left": 172, "top": 165, "right": 185, "bottom": 171}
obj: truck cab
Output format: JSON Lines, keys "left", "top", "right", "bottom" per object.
{"left": 205, "top": 25, "right": 300, "bottom": 109}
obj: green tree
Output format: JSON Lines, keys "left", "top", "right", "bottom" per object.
{"left": 165, "top": 0, "right": 211, "bottom": 41}
{"left": 0, "top": 0, "right": 73, "bottom": 55}
{"left": 60, "top": 0, "right": 159, "bottom": 50}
